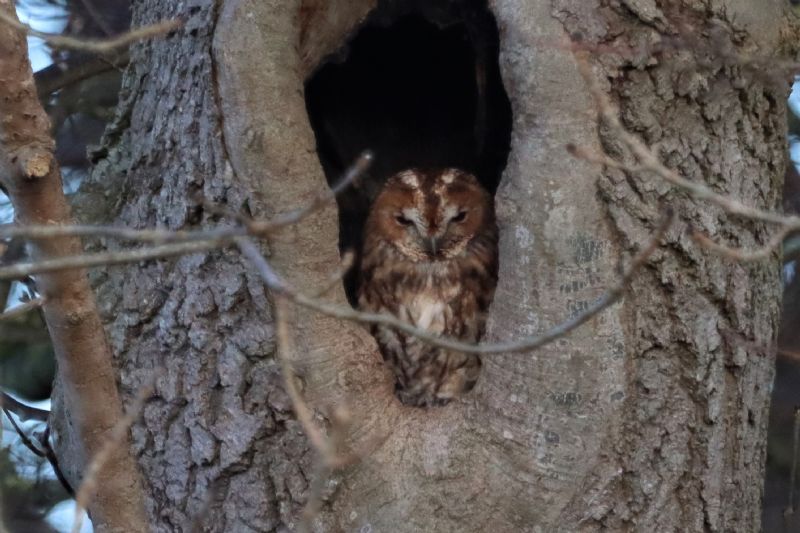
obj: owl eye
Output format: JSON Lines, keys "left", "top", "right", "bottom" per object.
{"left": 451, "top": 210, "right": 468, "bottom": 223}
{"left": 395, "top": 215, "right": 413, "bottom": 226}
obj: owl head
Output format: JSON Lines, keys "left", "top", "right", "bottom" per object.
{"left": 364, "top": 168, "right": 495, "bottom": 262}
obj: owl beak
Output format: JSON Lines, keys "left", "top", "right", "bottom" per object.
{"left": 423, "top": 237, "right": 438, "bottom": 257}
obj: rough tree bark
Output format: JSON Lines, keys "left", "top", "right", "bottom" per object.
{"left": 63, "top": 0, "right": 796, "bottom": 531}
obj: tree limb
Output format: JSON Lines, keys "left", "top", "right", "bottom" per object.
{"left": 2, "top": 204, "right": 672, "bottom": 358}
{"left": 572, "top": 52, "right": 798, "bottom": 261}
{"left": 35, "top": 51, "right": 129, "bottom": 99}
{"left": 0, "top": 4, "right": 147, "bottom": 531}
{"left": 0, "top": 150, "right": 372, "bottom": 245}
{"left": 1, "top": 391, "right": 49, "bottom": 422}
{"left": 38, "top": 425, "right": 75, "bottom": 496}
{"left": 0, "top": 9, "right": 180, "bottom": 55}
{"left": 0, "top": 404, "right": 75, "bottom": 496}
{"left": 2, "top": 407, "right": 45, "bottom": 457}
{"left": 0, "top": 297, "right": 44, "bottom": 321}
{"left": 238, "top": 209, "right": 672, "bottom": 356}
{"left": 0, "top": 240, "right": 223, "bottom": 280}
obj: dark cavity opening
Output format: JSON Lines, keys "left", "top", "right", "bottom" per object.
{"left": 305, "top": 0, "right": 512, "bottom": 304}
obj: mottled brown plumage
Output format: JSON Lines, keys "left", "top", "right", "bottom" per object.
{"left": 358, "top": 168, "right": 498, "bottom": 407}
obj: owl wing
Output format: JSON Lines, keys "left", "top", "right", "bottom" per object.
{"left": 358, "top": 265, "right": 482, "bottom": 406}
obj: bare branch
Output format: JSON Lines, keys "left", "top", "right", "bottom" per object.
{"left": 1, "top": 391, "right": 49, "bottom": 422}
{"left": 272, "top": 294, "right": 332, "bottom": 457}
{"left": 2, "top": 407, "right": 46, "bottom": 457}
{"left": 297, "top": 407, "right": 356, "bottom": 533}
{"left": 6, "top": 141, "right": 664, "bottom": 361}
{"left": 0, "top": 297, "right": 44, "bottom": 321}
{"left": 271, "top": 290, "right": 371, "bottom": 533}
{"left": 691, "top": 228, "right": 789, "bottom": 262}
{"left": 38, "top": 425, "right": 75, "bottom": 496}
{"left": 0, "top": 222, "right": 241, "bottom": 244}
{"left": 312, "top": 249, "right": 355, "bottom": 298}
{"left": 35, "top": 51, "right": 128, "bottom": 98}
{"left": 0, "top": 151, "right": 373, "bottom": 246}
{"left": 299, "top": 460, "right": 331, "bottom": 533}
{"left": 6, "top": 183, "right": 668, "bottom": 363}
{"left": 0, "top": 4, "right": 147, "bottom": 530}
{"left": 238, "top": 212, "right": 672, "bottom": 356}
{"left": 0, "top": 406, "right": 76, "bottom": 496}
{"left": 779, "top": 349, "right": 800, "bottom": 363}
{"left": 571, "top": 52, "right": 799, "bottom": 262}
{"left": 273, "top": 290, "right": 357, "bottom": 533}
{"left": 236, "top": 211, "right": 671, "bottom": 529}
{"left": 0, "top": 240, "right": 221, "bottom": 280}
{"left": 574, "top": 53, "right": 792, "bottom": 227}
{"left": 76, "top": 0, "right": 115, "bottom": 37}
{"left": 249, "top": 150, "right": 373, "bottom": 232}
{"left": 0, "top": 10, "right": 181, "bottom": 55}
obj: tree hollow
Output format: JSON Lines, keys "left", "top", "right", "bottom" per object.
{"left": 304, "top": 0, "right": 512, "bottom": 302}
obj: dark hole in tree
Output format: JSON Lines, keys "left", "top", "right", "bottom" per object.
{"left": 305, "top": 0, "right": 512, "bottom": 304}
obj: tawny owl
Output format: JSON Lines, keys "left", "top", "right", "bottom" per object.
{"left": 358, "top": 168, "right": 498, "bottom": 407}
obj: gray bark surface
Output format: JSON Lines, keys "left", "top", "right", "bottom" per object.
{"left": 65, "top": 0, "right": 793, "bottom": 531}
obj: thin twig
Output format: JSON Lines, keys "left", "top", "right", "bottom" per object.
{"left": 299, "top": 459, "right": 330, "bottom": 533}
{"left": 1, "top": 412, "right": 72, "bottom": 496}
{"left": 72, "top": 380, "right": 154, "bottom": 533}
{"left": 311, "top": 250, "right": 355, "bottom": 298}
{"left": 0, "top": 149, "right": 370, "bottom": 277}
{"left": 77, "top": 0, "right": 115, "bottom": 36}
{"left": 272, "top": 294, "right": 331, "bottom": 456}
{"left": 572, "top": 51, "right": 800, "bottom": 264}
{"left": 298, "top": 411, "right": 353, "bottom": 533}
{"left": 2, "top": 407, "right": 46, "bottom": 457}
{"left": 35, "top": 51, "right": 129, "bottom": 98}
{"left": 0, "top": 240, "right": 220, "bottom": 280}
{"left": 247, "top": 151, "right": 373, "bottom": 233}
{"left": 779, "top": 349, "right": 800, "bottom": 363}
{"left": 8, "top": 146, "right": 665, "bottom": 358}
{"left": 7, "top": 205, "right": 669, "bottom": 359}
{"left": 0, "top": 222, "right": 237, "bottom": 243}
{"left": 691, "top": 228, "right": 789, "bottom": 262}
{"left": 273, "top": 293, "right": 347, "bottom": 533}
{"left": 0, "top": 11, "right": 181, "bottom": 55}
{"left": 0, "top": 151, "right": 373, "bottom": 245}
{"left": 1, "top": 391, "right": 49, "bottom": 422}
{"left": 2, "top": 412, "right": 79, "bottom": 496}
{"left": 38, "top": 425, "right": 75, "bottom": 496}
{"left": 238, "top": 213, "right": 673, "bottom": 356}
{"left": 0, "top": 297, "right": 44, "bottom": 321}
{"left": 270, "top": 290, "right": 361, "bottom": 532}
{"left": 238, "top": 210, "right": 668, "bottom": 529}
{"left": 0, "top": 151, "right": 372, "bottom": 280}
{"left": 574, "top": 53, "right": 793, "bottom": 227}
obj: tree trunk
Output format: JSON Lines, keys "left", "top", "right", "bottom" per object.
{"left": 63, "top": 0, "right": 793, "bottom": 531}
